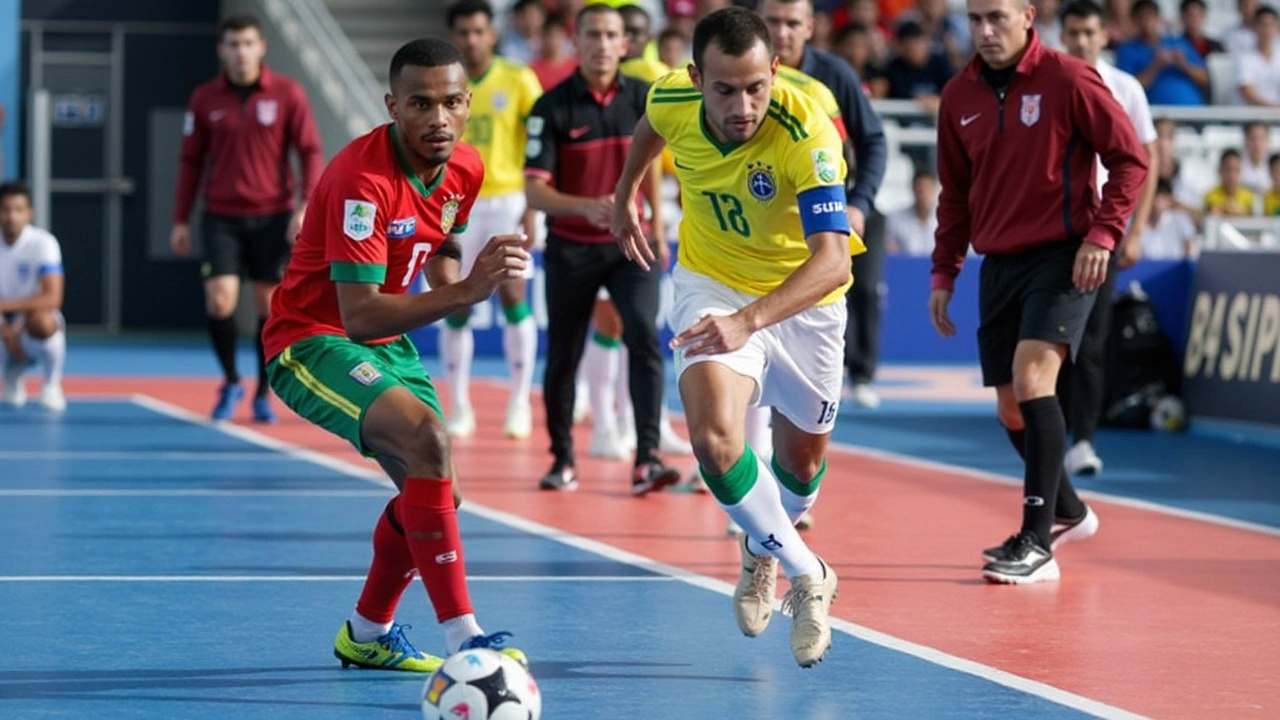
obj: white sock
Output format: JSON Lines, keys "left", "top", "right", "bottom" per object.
{"left": 21, "top": 330, "right": 65, "bottom": 386}
{"left": 440, "top": 325, "right": 473, "bottom": 411}
{"left": 777, "top": 479, "right": 820, "bottom": 525}
{"left": 442, "top": 613, "right": 485, "bottom": 652}
{"left": 582, "top": 334, "right": 619, "bottom": 436}
{"left": 503, "top": 316, "right": 537, "bottom": 406}
{"left": 744, "top": 405, "right": 773, "bottom": 461}
{"left": 616, "top": 348, "right": 634, "bottom": 433}
{"left": 348, "top": 610, "right": 393, "bottom": 643}
{"left": 712, "top": 449, "right": 821, "bottom": 580}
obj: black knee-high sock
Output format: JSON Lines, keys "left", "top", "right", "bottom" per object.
{"left": 209, "top": 316, "right": 240, "bottom": 385}
{"left": 255, "top": 317, "right": 270, "bottom": 398}
{"left": 1017, "top": 397, "right": 1066, "bottom": 550}
{"left": 1005, "top": 426, "right": 1086, "bottom": 522}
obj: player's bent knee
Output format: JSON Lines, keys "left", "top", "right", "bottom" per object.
{"left": 401, "top": 416, "right": 452, "bottom": 478}
{"left": 23, "top": 311, "right": 58, "bottom": 339}
{"left": 690, "top": 426, "right": 742, "bottom": 476}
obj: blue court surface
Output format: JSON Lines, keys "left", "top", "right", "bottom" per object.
{"left": 0, "top": 398, "right": 1105, "bottom": 720}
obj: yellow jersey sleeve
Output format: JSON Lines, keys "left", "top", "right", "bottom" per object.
{"left": 776, "top": 66, "right": 845, "bottom": 140}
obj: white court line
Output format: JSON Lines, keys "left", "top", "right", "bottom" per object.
{"left": 129, "top": 393, "right": 1146, "bottom": 720}
{"left": 0, "top": 575, "right": 675, "bottom": 583}
{"left": 0, "top": 451, "right": 290, "bottom": 461}
{"left": 0, "top": 489, "right": 391, "bottom": 498}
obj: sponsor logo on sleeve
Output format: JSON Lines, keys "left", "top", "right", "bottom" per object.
{"left": 526, "top": 116, "right": 544, "bottom": 137}
{"left": 811, "top": 148, "right": 838, "bottom": 184}
{"left": 343, "top": 200, "right": 376, "bottom": 241}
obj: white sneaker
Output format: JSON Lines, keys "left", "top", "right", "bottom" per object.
{"left": 1064, "top": 440, "right": 1103, "bottom": 475}
{"left": 659, "top": 416, "right": 692, "bottom": 455}
{"left": 37, "top": 383, "right": 66, "bottom": 413}
{"left": 848, "top": 383, "right": 880, "bottom": 409}
{"left": 617, "top": 412, "right": 637, "bottom": 453}
{"left": 732, "top": 535, "right": 777, "bottom": 637}
{"left": 446, "top": 405, "right": 476, "bottom": 438}
{"left": 3, "top": 362, "right": 26, "bottom": 408}
{"left": 1050, "top": 504, "right": 1099, "bottom": 551}
{"left": 572, "top": 381, "right": 590, "bottom": 425}
{"left": 784, "top": 557, "right": 838, "bottom": 667}
{"left": 588, "top": 428, "right": 629, "bottom": 460}
{"left": 503, "top": 400, "right": 532, "bottom": 439}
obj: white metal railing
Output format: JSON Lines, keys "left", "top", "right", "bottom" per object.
{"left": 263, "top": 0, "right": 384, "bottom": 139}
{"left": 1203, "top": 216, "right": 1280, "bottom": 252}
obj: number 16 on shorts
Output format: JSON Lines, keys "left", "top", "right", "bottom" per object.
{"left": 816, "top": 399, "right": 838, "bottom": 427}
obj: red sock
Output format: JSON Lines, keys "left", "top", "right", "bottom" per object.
{"left": 354, "top": 497, "right": 417, "bottom": 624}
{"left": 400, "top": 477, "right": 473, "bottom": 622}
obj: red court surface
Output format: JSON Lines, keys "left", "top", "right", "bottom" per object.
{"left": 62, "top": 376, "right": 1280, "bottom": 719}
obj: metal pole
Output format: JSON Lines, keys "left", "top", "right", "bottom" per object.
{"left": 28, "top": 88, "right": 51, "bottom": 231}
{"left": 105, "top": 25, "right": 125, "bottom": 333}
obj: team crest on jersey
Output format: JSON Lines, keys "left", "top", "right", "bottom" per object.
{"left": 441, "top": 201, "right": 461, "bottom": 234}
{"left": 745, "top": 161, "right": 777, "bottom": 202}
{"left": 1020, "top": 94, "right": 1042, "bottom": 127}
{"left": 343, "top": 200, "right": 376, "bottom": 241}
{"left": 492, "top": 91, "right": 508, "bottom": 111}
{"left": 348, "top": 362, "right": 383, "bottom": 386}
{"left": 257, "top": 99, "right": 278, "bottom": 126}
{"left": 811, "top": 149, "right": 838, "bottom": 184}
{"left": 388, "top": 216, "right": 417, "bottom": 239}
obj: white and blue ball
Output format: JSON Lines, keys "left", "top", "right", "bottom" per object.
{"left": 421, "top": 648, "right": 541, "bottom": 720}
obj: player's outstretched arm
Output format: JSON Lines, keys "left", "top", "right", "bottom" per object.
{"left": 611, "top": 116, "right": 667, "bottom": 271}
{"left": 335, "top": 234, "right": 529, "bottom": 343}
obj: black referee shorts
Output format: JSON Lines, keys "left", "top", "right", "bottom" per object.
{"left": 977, "top": 240, "right": 1099, "bottom": 388}
{"left": 200, "top": 211, "right": 293, "bottom": 283}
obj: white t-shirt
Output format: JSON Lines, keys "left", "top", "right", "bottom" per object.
{"left": 1095, "top": 60, "right": 1157, "bottom": 194}
{"left": 886, "top": 206, "right": 938, "bottom": 256}
{"left": 1143, "top": 209, "right": 1197, "bottom": 260}
{"left": 1242, "top": 155, "right": 1271, "bottom": 195}
{"left": 1224, "top": 25, "right": 1257, "bottom": 56}
{"left": 0, "top": 225, "right": 64, "bottom": 302}
{"left": 1233, "top": 49, "right": 1280, "bottom": 105}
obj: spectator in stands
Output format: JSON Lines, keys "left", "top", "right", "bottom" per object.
{"left": 837, "top": 0, "right": 893, "bottom": 62}
{"left": 1224, "top": 0, "right": 1262, "bottom": 54}
{"left": 897, "top": 0, "right": 972, "bottom": 68}
{"left": 833, "top": 23, "right": 882, "bottom": 91}
{"left": 1033, "top": 0, "right": 1066, "bottom": 51}
{"left": 812, "top": 6, "right": 834, "bottom": 50}
{"left": 1265, "top": 152, "right": 1280, "bottom": 214}
{"left": 1144, "top": 179, "right": 1200, "bottom": 259}
{"left": 1153, "top": 117, "right": 1198, "bottom": 208}
{"left": 1242, "top": 121, "right": 1273, "bottom": 192}
{"left": 1179, "top": 0, "right": 1223, "bottom": 58}
{"left": 665, "top": 0, "right": 699, "bottom": 39}
{"left": 501, "top": 0, "right": 547, "bottom": 63}
{"left": 657, "top": 27, "right": 690, "bottom": 68}
{"left": 530, "top": 12, "right": 578, "bottom": 88}
{"left": 1115, "top": 0, "right": 1209, "bottom": 105}
{"left": 885, "top": 170, "right": 939, "bottom": 255}
{"left": 1233, "top": 6, "right": 1280, "bottom": 106}
{"left": 869, "top": 20, "right": 955, "bottom": 116}
{"left": 1205, "top": 149, "right": 1256, "bottom": 217}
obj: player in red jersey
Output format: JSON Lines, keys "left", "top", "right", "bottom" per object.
{"left": 262, "top": 38, "right": 530, "bottom": 672}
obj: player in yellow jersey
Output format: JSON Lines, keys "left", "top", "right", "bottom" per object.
{"left": 612, "top": 7, "right": 862, "bottom": 669}
{"left": 446, "top": 0, "right": 543, "bottom": 440}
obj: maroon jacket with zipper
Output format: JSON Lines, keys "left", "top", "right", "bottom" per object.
{"left": 931, "top": 30, "right": 1148, "bottom": 292}
{"left": 173, "top": 65, "right": 322, "bottom": 223}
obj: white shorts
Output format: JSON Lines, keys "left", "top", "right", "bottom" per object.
{"left": 670, "top": 264, "right": 846, "bottom": 435}
{"left": 456, "top": 192, "right": 534, "bottom": 279}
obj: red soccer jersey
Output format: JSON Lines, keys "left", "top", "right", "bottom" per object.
{"left": 262, "top": 124, "right": 482, "bottom": 360}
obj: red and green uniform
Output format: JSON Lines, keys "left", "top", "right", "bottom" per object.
{"left": 263, "top": 124, "right": 483, "bottom": 454}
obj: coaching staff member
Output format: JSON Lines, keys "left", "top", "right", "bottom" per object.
{"left": 170, "top": 14, "right": 322, "bottom": 423}
{"left": 929, "top": 0, "right": 1146, "bottom": 585}
{"left": 524, "top": 3, "right": 680, "bottom": 495}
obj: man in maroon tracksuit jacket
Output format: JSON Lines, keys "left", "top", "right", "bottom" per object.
{"left": 929, "top": 0, "right": 1147, "bottom": 584}
{"left": 170, "top": 14, "right": 323, "bottom": 422}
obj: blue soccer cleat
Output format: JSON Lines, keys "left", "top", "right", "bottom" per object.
{"left": 211, "top": 383, "right": 244, "bottom": 421}
{"left": 252, "top": 394, "right": 277, "bottom": 424}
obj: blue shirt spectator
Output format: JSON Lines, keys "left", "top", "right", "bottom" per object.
{"left": 1116, "top": 0, "right": 1210, "bottom": 105}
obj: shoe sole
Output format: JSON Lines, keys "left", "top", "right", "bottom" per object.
{"left": 981, "top": 558, "right": 1061, "bottom": 585}
{"left": 539, "top": 480, "right": 579, "bottom": 492}
{"left": 333, "top": 648, "right": 442, "bottom": 672}
{"left": 631, "top": 467, "right": 682, "bottom": 496}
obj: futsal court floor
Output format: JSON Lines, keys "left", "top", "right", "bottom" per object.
{"left": 1, "top": 340, "right": 1277, "bottom": 719}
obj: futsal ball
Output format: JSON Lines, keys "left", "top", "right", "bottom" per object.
{"left": 1149, "top": 395, "right": 1186, "bottom": 432}
{"left": 421, "top": 649, "right": 541, "bottom": 720}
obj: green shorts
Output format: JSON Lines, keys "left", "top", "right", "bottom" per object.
{"left": 266, "top": 334, "right": 443, "bottom": 457}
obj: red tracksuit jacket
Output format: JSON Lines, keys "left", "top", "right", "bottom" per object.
{"left": 173, "top": 65, "right": 323, "bottom": 223}
{"left": 931, "top": 31, "right": 1148, "bottom": 292}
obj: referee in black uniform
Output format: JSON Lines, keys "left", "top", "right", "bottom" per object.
{"left": 524, "top": 3, "right": 680, "bottom": 495}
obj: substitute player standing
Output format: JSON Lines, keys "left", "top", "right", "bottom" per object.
{"left": 262, "top": 39, "right": 528, "bottom": 670}
{"left": 444, "top": 0, "right": 544, "bottom": 440}
{"left": 171, "top": 15, "right": 322, "bottom": 423}
{"left": 930, "top": 0, "right": 1146, "bottom": 584}
{"left": 613, "top": 8, "right": 861, "bottom": 667}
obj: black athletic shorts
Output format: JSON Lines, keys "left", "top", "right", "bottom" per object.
{"left": 977, "top": 240, "right": 1099, "bottom": 387}
{"left": 200, "top": 211, "right": 293, "bottom": 283}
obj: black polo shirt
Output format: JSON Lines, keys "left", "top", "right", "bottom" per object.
{"left": 524, "top": 70, "right": 649, "bottom": 244}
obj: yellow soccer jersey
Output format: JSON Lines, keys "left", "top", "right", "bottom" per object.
{"left": 776, "top": 65, "right": 846, "bottom": 142}
{"left": 621, "top": 56, "right": 671, "bottom": 84}
{"left": 646, "top": 72, "right": 863, "bottom": 305}
{"left": 464, "top": 58, "right": 542, "bottom": 197}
